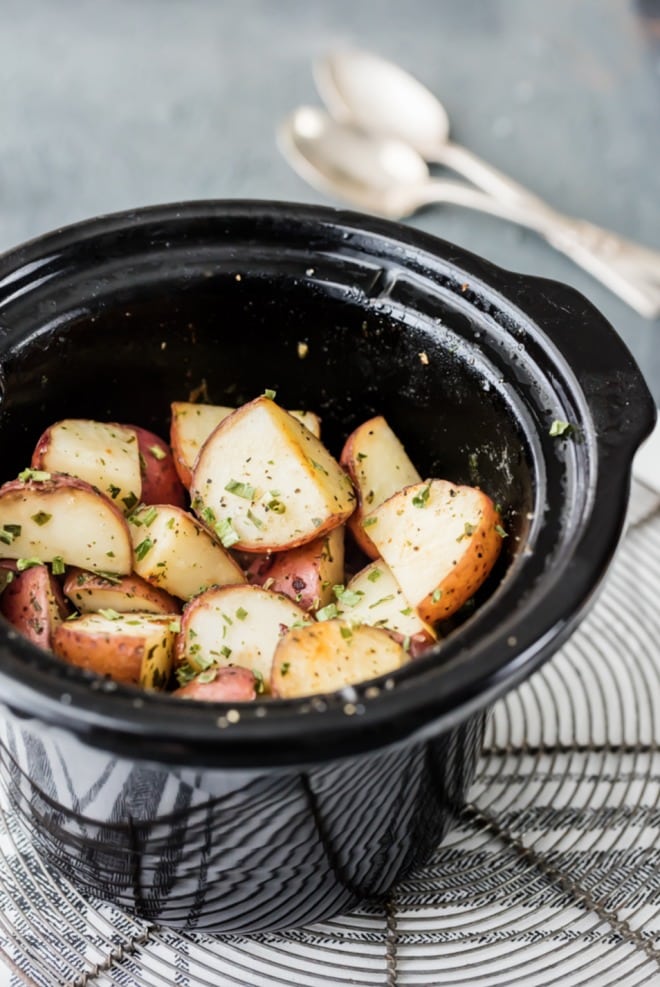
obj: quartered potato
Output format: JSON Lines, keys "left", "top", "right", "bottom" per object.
{"left": 341, "top": 415, "right": 421, "bottom": 558}
{"left": 338, "top": 559, "right": 436, "bottom": 649}
{"left": 190, "top": 396, "right": 355, "bottom": 552}
{"left": 170, "top": 401, "right": 322, "bottom": 489}
{"left": 271, "top": 619, "right": 410, "bottom": 699}
{"left": 31, "top": 419, "right": 142, "bottom": 514}
{"left": 367, "top": 479, "right": 504, "bottom": 623}
{"left": 0, "top": 473, "right": 133, "bottom": 574}
{"left": 128, "top": 504, "right": 245, "bottom": 600}
{"left": 52, "top": 612, "right": 178, "bottom": 689}
{"left": 176, "top": 583, "right": 310, "bottom": 687}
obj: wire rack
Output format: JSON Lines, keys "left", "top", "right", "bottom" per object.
{"left": 1, "top": 490, "right": 659, "bottom": 987}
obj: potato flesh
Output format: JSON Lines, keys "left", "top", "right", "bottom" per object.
{"left": 171, "top": 401, "right": 322, "bottom": 488}
{"left": 129, "top": 505, "right": 245, "bottom": 600}
{"left": 368, "top": 480, "right": 502, "bottom": 622}
{"left": 177, "top": 584, "right": 309, "bottom": 685}
{"left": 271, "top": 619, "right": 409, "bottom": 699}
{"left": 32, "top": 420, "right": 142, "bottom": 513}
{"left": 190, "top": 397, "right": 355, "bottom": 551}
{"left": 340, "top": 560, "right": 436, "bottom": 641}
{"left": 0, "top": 480, "right": 133, "bottom": 573}
{"left": 63, "top": 569, "right": 179, "bottom": 615}
{"left": 52, "top": 613, "right": 177, "bottom": 690}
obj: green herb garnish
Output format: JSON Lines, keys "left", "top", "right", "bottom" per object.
{"left": 134, "top": 537, "right": 154, "bottom": 561}
{"left": 51, "top": 556, "right": 65, "bottom": 576}
{"left": 412, "top": 484, "right": 431, "bottom": 508}
{"left": 225, "top": 479, "right": 256, "bottom": 500}
{"left": 149, "top": 445, "right": 167, "bottom": 461}
{"left": 18, "top": 469, "right": 51, "bottom": 483}
{"left": 549, "top": 420, "right": 574, "bottom": 437}
{"left": 16, "top": 557, "right": 42, "bottom": 571}
{"left": 316, "top": 603, "right": 339, "bottom": 621}
{"left": 214, "top": 518, "right": 240, "bottom": 548}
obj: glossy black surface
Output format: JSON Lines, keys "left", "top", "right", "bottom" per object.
{"left": 0, "top": 201, "right": 653, "bottom": 930}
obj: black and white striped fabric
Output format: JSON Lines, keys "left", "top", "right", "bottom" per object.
{"left": 0, "top": 469, "right": 659, "bottom": 987}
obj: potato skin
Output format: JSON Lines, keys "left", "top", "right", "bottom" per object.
{"left": 130, "top": 425, "right": 187, "bottom": 508}
{"left": 0, "top": 564, "right": 69, "bottom": 649}
{"left": 172, "top": 666, "right": 257, "bottom": 701}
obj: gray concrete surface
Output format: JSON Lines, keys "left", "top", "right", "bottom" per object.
{"left": 1, "top": 0, "right": 658, "bottom": 401}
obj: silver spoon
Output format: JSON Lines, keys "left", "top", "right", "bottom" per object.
{"left": 315, "top": 49, "right": 660, "bottom": 296}
{"left": 278, "top": 107, "right": 660, "bottom": 318}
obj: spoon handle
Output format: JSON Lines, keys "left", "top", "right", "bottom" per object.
{"left": 417, "top": 179, "right": 660, "bottom": 318}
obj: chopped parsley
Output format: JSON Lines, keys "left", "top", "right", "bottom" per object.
{"left": 279, "top": 661, "right": 290, "bottom": 677}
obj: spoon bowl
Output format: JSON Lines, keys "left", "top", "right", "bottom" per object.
{"left": 315, "top": 49, "right": 451, "bottom": 161}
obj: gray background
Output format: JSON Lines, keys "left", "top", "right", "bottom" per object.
{"left": 1, "top": 0, "right": 659, "bottom": 402}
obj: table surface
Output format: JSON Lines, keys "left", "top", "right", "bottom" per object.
{"left": 0, "top": 0, "right": 658, "bottom": 404}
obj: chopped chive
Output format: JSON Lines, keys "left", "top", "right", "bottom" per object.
{"left": 98, "top": 608, "right": 122, "bottom": 620}
{"left": 142, "top": 507, "right": 158, "bottom": 527}
{"left": 134, "top": 537, "right": 154, "bottom": 561}
{"left": 18, "top": 468, "right": 51, "bottom": 483}
{"left": 266, "top": 499, "right": 286, "bottom": 514}
{"left": 367, "top": 567, "right": 382, "bottom": 583}
{"left": 495, "top": 524, "right": 508, "bottom": 538}
{"left": 220, "top": 645, "right": 232, "bottom": 658}
{"left": 236, "top": 607, "right": 248, "bottom": 621}
{"left": 225, "top": 479, "right": 256, "bottom": 500}
{"left": 51, "top": 556, "right": 65, "bottom": 576}
{"left": 333, "top": 584, "right": 364, "bottom": 607}
{"left": 368, "top": 594, "right": 395, "bottom": 609}
{"left": 279, "top": 661, "right": 290, "bottom": 677}
{"left": 214, "top": 517, "right": 240, "bottom": 548}
{"left": 362, "top": 516, "right": 378, "bottom": 528}
{"left": 253, "top": 669, "right": 265, "bottom": 694}
{"left": 309, "top": 459, "right": 328, "bottom": 476}
{"left": 122, "top": 492, "right": 139, "bottom": 512}
{"left": 340, "top": 625, "right": 353, "bottom": 640}
{"left": 263, "top": 388, "right": 276, "bottom": 400}
{"left": 94, "top": 571, "right": 122, "bottom": 585}
{"left": 549, "top": 419, "right": 573, "bottom": 437}
{"left": 356, "top": 452, "right": 368, "bottom": 461}
{"left": 107, "top": 484, "right": 121, "bottom": 499}
{"left": 432, "top": 588, "right": 443, "bottom": 603}
{"left": 400, "top": 607, "right": 413, "bottom": 616}
{"left": 247, "top": 509, "right": 263, "bottom": 529}
{"left": 16, "top": 557, "right": 42, "bottom": 571}
{"left": 168, "top": 619, "right": 181, "bottom": 633}
{"left": 316, "top": 603, "right": 338, "bottom": 621}
{"left": 412, "top": 484, "right": 431, "bottom": 508}
{"left": 149, "top": 444, "right": 167, "bottom": 461}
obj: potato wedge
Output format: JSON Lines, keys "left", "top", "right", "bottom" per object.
{"left": 170, "top": 401, "right": 322, "bottom": 489}
{"left": 271, "top": 619, "right": 409, "bottom": 698}
{"left": 31, "top": 419, "right": 142, "bottom": 513}
{"left": 0, "top": 474, "right": 133, "bottom": 574}
{"left": 176, "top": 584, "right": 309, "bottom": 686}
{"left": 249, "top": 527, "right": 344, "bottom": 612}
{"left": 172, "top": 665, "right": 257, "bottom": 701}
{"left": 367, "top": 480, "right": 503, "bottom": 623}
{"left": 0, "top": 563, "right": 69, "bottom": 649}
{"left": 52, "top": 612, "right": 177, "bottom": 689}
{"left": 190, "top": 396, "right": 355, "bottom": 552}
{"left": 338, "top": 560, "right": 436, "bottom": 647}
{"left": 341, "top": 416, "right": 421, "bottom": 558}
{"left": 128, "top": 504, "right": 244, "bottom": 600}
{"left": 130, "top": 425, "right": 186, "bottom": 508}
{"left": 63, "top": 568, "right": 180, "bottom": 615}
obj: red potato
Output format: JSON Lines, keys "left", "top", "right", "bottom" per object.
{"left": 172, "top": 665, "right": 257, "bottom": 701}
{"left": 340, "top": 416, "right": 421, "bottom": 559}
{"left": 31, "top": 419, "right": 142, "bottom": 513}
{"left": 52, "top": 612, "right": 178, "bottom": 689}
{"left": 190, "top": 396, "right": 355, "bottom": 553}
{"left": 128, "top": 504, "right": 245, "bottom": 600}
{"left": 63, "top": 568, "right": 180, "bottom": 615}
{"left": 0, "top": 564, "right": 69, "bottom": 649}
{"left": 0, "top": 560, "right": 17, "bottom": 595}
{"left": 271, "top": 619, "right": 410, "bottom": 699}
{"left": 248, "top": 527, "right": 344, "bottom": 612}
{"left": 129, "top": 425, "right": 186, "bottom": 508}
{"left": 176, "top": 583, "right": 310, "bottom": 686}
{"left": 170, "top": 401, "right": 322, "bottom": 489}
{"left": 0, "top": 474, "right": 133, "bottom": 574}
{"left": 338, "top": 559, "right": 436, "bottom": 648}
{"left": 367, "top": 479, "right": 504, "bottom": 624}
